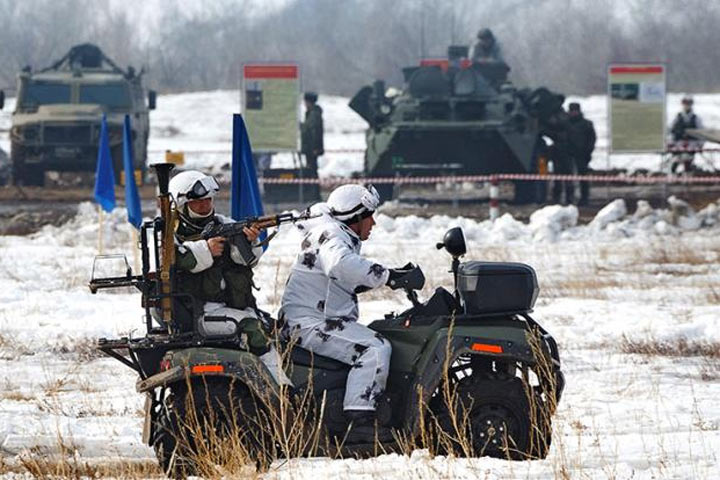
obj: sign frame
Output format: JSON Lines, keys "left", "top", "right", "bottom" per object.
{"left": 241, "top": 62, "right": 301, "bottom": 153}
{"left": 607, "top": 63, "right": 667, "bottom": 154}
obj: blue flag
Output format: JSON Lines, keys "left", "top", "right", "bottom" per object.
{"left": 231, "top": 114, "right": 266, "bottom": 247}
{"left": 93, "top": 114, "right": 116, "bottom": 212}
{"left": 123, "top": 115, "right": 142, "bottom": 229}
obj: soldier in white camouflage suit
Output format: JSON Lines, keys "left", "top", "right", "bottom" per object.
{"left": 281, "top": 184, "right": 412, "bottom": 442}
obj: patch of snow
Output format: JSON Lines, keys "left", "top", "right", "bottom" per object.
{"left": 590, "top": 198, "right": 627, "bottom": 230}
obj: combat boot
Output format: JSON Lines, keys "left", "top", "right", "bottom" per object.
{"left": 344, "top": 410, "right": 394, "bottom": 444}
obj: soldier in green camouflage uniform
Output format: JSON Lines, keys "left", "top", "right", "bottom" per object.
{"left": 169, "top": 170, "right": 291, "bottom": 385}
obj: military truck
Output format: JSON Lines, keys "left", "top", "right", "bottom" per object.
{"left": 0, "top": 44, "right": 156, "bottom": 186}
{"left": 349, "top": 45, "right": 565, "bottom": 203}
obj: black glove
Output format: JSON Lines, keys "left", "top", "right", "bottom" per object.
{"left": 386, "top": 263, "right": 425, "bottom": 290}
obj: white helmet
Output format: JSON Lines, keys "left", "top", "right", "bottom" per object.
{"left": 168, "top": 170, "right": 219, "bottom": 209}
{"left": 326, "top": 184, "right": 380, "bottom": 223}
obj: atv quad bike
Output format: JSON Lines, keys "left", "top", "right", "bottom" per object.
{"left": 90, "top": 164, "right": 564, "bottom": 476}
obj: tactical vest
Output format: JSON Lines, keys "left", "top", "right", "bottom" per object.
{"left": 673, "top": 113, "right": 697, "bottom": 140}
{"left": 173, "top": 216, "right": 257, "bottom": 328}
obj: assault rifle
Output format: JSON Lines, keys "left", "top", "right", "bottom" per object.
{"left": 199, "top": 211, "right": 318, "bottom": 264}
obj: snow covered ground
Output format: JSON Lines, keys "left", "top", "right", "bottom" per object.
{"left": 1, "top": 195, "right": 720, "bottom": 479}
{"left": 1, "top": 89, "right": 720, "bottom": 478}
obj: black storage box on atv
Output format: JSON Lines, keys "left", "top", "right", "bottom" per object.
{"left": 458, "top": 262, "right": 538, "bottom": 314}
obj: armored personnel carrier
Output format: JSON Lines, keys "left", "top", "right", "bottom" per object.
{"left": 349, "top": 45, "right": 565, "bottom": 203}
{"left": 1, "top": 44, "right": 156, "bottom": 186}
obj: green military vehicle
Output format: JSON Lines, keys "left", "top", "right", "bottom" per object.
{"left": 349, "top": 45, "right": 565, "bottom": 203}
{"left": 0, "top": 44, "right": 156, "bottom": 186}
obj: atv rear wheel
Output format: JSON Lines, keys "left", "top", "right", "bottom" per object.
{"left": 152, "top": 378, "right": 270, "bottom": 477}
{"left": 432, "top": 377, "right": 552, "bottom": 460}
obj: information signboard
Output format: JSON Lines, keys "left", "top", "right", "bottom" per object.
{"left": 608, "top": 64, "right": 666, "bottom": 153}
{"left": 242, "top": 64, "right": 299, "bottom": 152}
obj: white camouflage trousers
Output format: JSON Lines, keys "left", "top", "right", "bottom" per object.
{"left": 200, "top": 303, "right": 292, "bottom": 387}
{"left": 287, "top": 317, "right": 391, "bottom": 411}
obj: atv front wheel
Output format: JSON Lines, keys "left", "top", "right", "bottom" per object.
{"left": 432, "top": 377, "right": 552, "bottom": 460}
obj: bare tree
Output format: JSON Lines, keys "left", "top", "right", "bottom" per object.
{"left": 1, "top": 0, "right": 719, "bottom": 96}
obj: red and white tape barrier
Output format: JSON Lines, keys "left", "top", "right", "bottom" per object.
{"left": 258, "top": 173, "right": 720, "bottom": 186}
{"left": 149, "top": 146, "right": 720, "bottom": 155}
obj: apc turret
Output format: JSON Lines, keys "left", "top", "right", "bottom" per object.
{"left": 349, "top": 45, "right": 565, "bottom": 203}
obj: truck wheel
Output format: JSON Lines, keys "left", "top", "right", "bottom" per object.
{"left": 432, "top": 377, "right": 552, "bottom": 460}
{"left": 152, "top": 378, "right": 269, "bottom": 477}
{"left": 11, "top": 143, "right": 44, "bottom": 186}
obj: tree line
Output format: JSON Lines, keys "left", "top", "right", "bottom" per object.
{"left": 1, "top": 0, "right": 718, "bottom": 97}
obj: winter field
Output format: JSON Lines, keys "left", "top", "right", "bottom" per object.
{"left": 1, "top": 91, "right": 720, "bottom": 479}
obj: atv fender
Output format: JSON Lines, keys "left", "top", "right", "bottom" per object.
{"left": 406, "top": 321, "right": 545, "bottom": 433}
{"left": 136, "top": 347, "right": 281, "bottom": 403}
{"left": 137, "top": 347, "right": 283, "bottom": 446}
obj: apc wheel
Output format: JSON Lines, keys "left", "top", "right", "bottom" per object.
{"left": 11, "top": 143, "right": 44, "bottom": 186}
{"left": 152, "top": 379, "right": 269, "bottom": 478}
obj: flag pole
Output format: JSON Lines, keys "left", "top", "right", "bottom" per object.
{"left": 98, "top": 205, "right": 104, "bottom": 254}
{"left": 131, "top": 227, "right": 140, "bottom": 273}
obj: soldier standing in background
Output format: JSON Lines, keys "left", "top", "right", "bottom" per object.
{"left": 544, "top": 108, "right": 574, "bottom": 205}
{"left": 567, "top": 103, "right": 596, "bottom": 206}
{"left": 470, "top": 28, "right": 504, "bottom": 63}
{"left": 669, "top": 96, "right": 703, "bottom": 174}
{"left": 301, "top": 92, "right": 324, "bottom": 178}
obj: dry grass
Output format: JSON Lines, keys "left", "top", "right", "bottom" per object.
{"left": 50, "top": 337, "right": 106, "bottom": 363}
{"left": 2, "top": 390, "right": 35, "bottom": 402}
{"left": 620, "top": 336, "right": 720, "bottom": 383}
{"left": 0, "top": 431, "right": 162, "bottom": 479}
{"left": 0, "top": 332, "right": 35, "bottom": 360}
{"left": 700, "top": 357, "right": 720, "bottom": 381}
{"left": 146, "top": 325, "right": 560, "bottom": 477}
{"left": 620, "top": 335, "right": 720, "bottom": 359}
{"left": 18, "top": 449, "right": 162, "bottom": 479}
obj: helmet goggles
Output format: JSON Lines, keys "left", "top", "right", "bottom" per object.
{"left": 182, "top": 176, "right": 219, "bottom": 201}
{"left": 361, "top": 184, "right": 380, "bottom": 212}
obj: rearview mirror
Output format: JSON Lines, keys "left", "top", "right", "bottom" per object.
{"left": 436, "top": 227, "right": 466, "bottom": 258}
{"left": 148, "top": 90, "right": 157, "bottom": 110}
